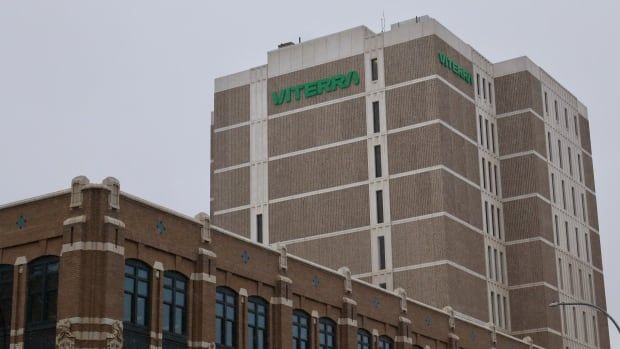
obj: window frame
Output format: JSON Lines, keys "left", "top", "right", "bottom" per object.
{"left": 318, "top": 317, "right": 336, "bottom": 349}
{"left": 292, "top": 310, "right": 310, "bottom": 349}
{"left": 378, "top": 335, "right": 394, "bottom": 349}
{"left": 247, "top": 296, "right": 268, "bottom": 349}
{"left": 216, "top": 287, "right": 237, "bottom": 349}
{"left": 357, "top": 329, "right": 371, "bottom": 349}
{"left": 162, "top": 271, "right": 188, "bottom": 342}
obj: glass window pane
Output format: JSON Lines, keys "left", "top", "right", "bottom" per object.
{"left": 174, "top": 307, "right": 183, "bottom": 334}
{"left": 136, "top": 297, "right": 146, "bottom": 326}
{"left": 162, "top": 304, "right": 170, "bottom": 332}
{"left": 137, "top": 268, "right": 148, "bottom": 279}
{"left": 163, "top": 288, "right": 173, "bottom": 303}
{"left": 164, "top": 276, "right": 172, "bottom": 287}
{"left": 137, "top": 281, "right": 148, "bottom": 296}
{"left": 124, "top": 277, "right": 134, "bottom": 292}
{"left": 175, "top": 293, "right": 185, "bottom": 307}
{"left": 125, "top": 265, "right": 134, "bottom": 275}
{"left": 123, "top": 294, "right": 132, "bottom": 322}
{"left": 45, "top": 291, "right": 57, "bottom": 321}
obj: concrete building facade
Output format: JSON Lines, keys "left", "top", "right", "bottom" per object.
{"left": 0, "top": 176, "right": 547, "bottom": 349}
{"left": 211, "top": 16, "right": 608, "bottom": 349}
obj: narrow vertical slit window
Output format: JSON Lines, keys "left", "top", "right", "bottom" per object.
{"left": 378, "top": 236, "right": 386, "bottom": 270}
{"left": 574, "top": 115, "right": 579, "bottom": 136}
{"left": 547, "top": 132, "right": 553, "bottom": 161}
{"left": 573, "top": 307, "right": 578, "bottom": 339}
{"left": 544, "top": 92, "right": 549, "bottom": 114}
{"left": 370, "top": 58, "right": 378, "bottom": 81}
{"left": 569, "top": 263, "right": 575, "bottom": 295}
{"left": 256, "top": 214, "right": 263, "bottom": 244}
{"left": 481, "top": 157, "right": 487, "bottom": 189}
{"left": 554, "top": 215, "right": 560, "bottom": 245}
{"left": 499, "top": 251, "right": 504, "bottom": 283}
{"left": 484, "top": 201, "right": 489, "bottom": 234}
{"left": 571, "top": 187, "right": 576, "bottom": 216}
{"left": 494, "top": 165, "right": 499, "bottom": 196}
{"left": 491, "top": 124, "right": 496, "bottom": 153}
{"left": 565, "top": 221, "right": 571, "bottom": 252}
{"left": 593, "top": 316, "right": 599, "bottom": 346}
{"left": 561, "top": 180, "right": 566, "bottom": 210}
{"left": 485, "top": 119, "right": 490, "bottom": 150}
{"left": 568, "top": 147, "right": 573, "bottom": 176}
{"left": 372, "top": 101, "right": 380, "bottom": 133}
{"left": 374, "top": 145, "right": 382, "bottom": 178}
{"left": 578, "top": 154, "right": 583, "bottom": 182}
{"left": 476, "top": 74, "right": 481, "bottom": 96}
{"left": 575, "top": 228, "right": 581, "bottom": 258}
{"left": 585, "top": 233, "right": 590, "bottom": 262}
{"left": 579, "top": 269, "right": 584, "bottom": 298}
{"left": 555, "top": 100, "right": 559, "bottom": 122}
{"left": 488, "top": 162, "right": 494, "bottom": 194}
{"left": 581, "top": 194, "right": 587, "bottom": 222}
{"left": 565, "top": 108, "right": 569, "bottom": 129}
{"left": 558, "top": 258, "right": 564, "bottom": 290}
{"left": 487, "top": 246, "right": 493, "bottom": 278}
{"left": 583, "top": 311, "right": 589, "bottom": 343}
{"left": 376, "top": 190, "right": 384, "bottom": 224}
{"left": 488, "top": 82, "right": 493, "bottom": 104}
{"left": 497, "top": 293, "right": 503, "bottom": 328}
{"left": 551, "top": 173, "right": 556, "bottom": 203}
{"left": 490, "top": 291, "right": 496, "bottom": 325}
{"left": 589, "top": 274, "right": 594, "bottom": 302}
{"left": 490, "top": 204, "right": 496, "bottom": 237}
{"left": 494, "top": 249, "right": 499, "bottom": 280}
{"left": 558, "top": 139, "right": 563, "bottom": 169}
{"left": 479, "top": 115, "right": 484, "bottom": 146}
{"left": 483, "top": 77, "right": 487, "bottom": 99}
{"left": 496, "top": 207, "right": 502, "bottom": 239}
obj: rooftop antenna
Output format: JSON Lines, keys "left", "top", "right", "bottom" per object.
{"left": 381, "top": 11, "right": 385, "bottom": 32}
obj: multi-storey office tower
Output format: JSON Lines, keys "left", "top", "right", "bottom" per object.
{"left": 211, "top": 16, "right": 608, "bottom": 348}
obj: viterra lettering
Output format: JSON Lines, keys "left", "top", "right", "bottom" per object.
{"left": 437, "top": 52, "right": 473, "bottom": 85}
{"left": 272, "top": 70, "right": 361, "bottom": 106}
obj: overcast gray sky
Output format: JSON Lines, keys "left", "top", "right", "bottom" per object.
{"left": 1, "top": 0, "right": 618, "bottom": 345}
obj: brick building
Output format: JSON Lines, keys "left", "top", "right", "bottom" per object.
{"left": 211, "top": 15, "right": 608, "bottom": 349}
{"left": 0, "top": 177, "right": 547, "bottom": 349}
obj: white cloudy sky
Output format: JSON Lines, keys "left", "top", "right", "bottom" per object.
{"left": 0, "top": 0, "right": 618, "bottom": 345}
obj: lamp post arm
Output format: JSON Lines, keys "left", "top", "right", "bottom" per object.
{"left": 551, "top": 301, "right": 620, "bottom": 335}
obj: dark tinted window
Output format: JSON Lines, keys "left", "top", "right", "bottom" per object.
{"left": 0, "top": 265, "right": 13, "bottom": 349}
{"left": 292, "top": 310, "right": 309, "bottom": 349}
{"left": 216, "top": 287, "right": 237, "bottom": 348}
{"left": 357, "top": 329, "right": 371, "bottom": 349}
{"left": 319, "top": 318, "right": 336, "bottom": 349}
{"left": 247, "top": 297, "right": 268, "bottom": 349}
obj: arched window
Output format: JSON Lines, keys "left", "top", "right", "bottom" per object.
{"left": 24, "top": 256, "right": 59, "bottom": 349}
{"left": 378, "top": 336, "right": 394, "bottom": 349}
{"left": 357, "top": 329, "right": 371, "bottom": 349}
{"left": 216, "top": 287, "right": 237, "bottom": 348}
{"left": 247, "top": 296, "right": 268, "bottom": 349}
{"left": 319, "top": 317, "right": 336, "bottom": 349}
{"left": 0, "top": 265, "right": 13, "bottom": 349}
{"left": 292, "top": 310, "right": 310, "bottom": 349}
{"left": 163, "top": 271, "right": 188, "bottom": 349}
{"left": 123, "top": 259, "right": 151, "bottom": 349}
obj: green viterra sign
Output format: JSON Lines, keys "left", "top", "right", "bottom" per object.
{"left": 272, "top": 70, "right": 360, "bottom": 106}
{"left": 438, "top": 52, "right": 472, "bottom": 85}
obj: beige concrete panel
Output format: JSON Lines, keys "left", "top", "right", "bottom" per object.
{"left": 211, "top": 167, "right": 250, "bottom": 212}
{"left": 285, "top": 230, "right": 372, "bottom": 275}
{"left": 506, "top": 240, "right": 558, "bottom": 287}
{"left": 502, "top": 196, "right": 553, "bottom": 242}
{"left": 268, "top": 97, "right": 366, "bottom": 156}
{"left": 385, "top": 79, "right": 477, "bottom": 140}
{"left": 268, "top": 185, "right": 370, "bottom": 242}
{"left": 214, "top": 84, "right": 250, "bottom": 128}
{"left": 391, "top": 216, "right": 485, "bottom": 275}
{"left": 267, "top": 55, "right": 365, "bottom": 115}
{"left": 268, "top": 141, "right": 368, "bottom": 199}
{"left": 497, "top": 111, "right": 547, "bottom": 157}
{"left": 383, "top": 35, "right": 474, "bottom": 98}
{"left": 494, "top": 71, "right": 544, "bottom": 116}
{"left": 500, "top": 154, "right": 550, "bottom": 199}
{"left": 387, "top": 123, "right": 479, "bottom": 183}
{"left": 212, "top": 125, "right": 250, "bottom": 169}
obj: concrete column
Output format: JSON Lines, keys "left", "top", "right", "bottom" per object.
{"left": 150, "top": 261, "right": 164, "bottom": 349}
{"left": 271, "top": 275, "right": 292, "bottom": 349}
{"left": 10, "top": 256, "right": 27, "bottom": 349}
{"left": 338, "top": 296, "right": 358, "bottom": 349}
{"left": 190, "top": 248, "right": 216, "bottom": 348}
